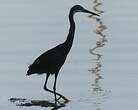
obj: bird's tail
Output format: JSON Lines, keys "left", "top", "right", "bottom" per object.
{"left": 26, "top": 69, "right": 33, "bottom": 76}
{"left": 26, "top": 64, "right": 34, "bottom": 76}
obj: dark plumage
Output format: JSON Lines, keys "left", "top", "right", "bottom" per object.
{"left": 27, "top": 5, "right": 99, "bottom": 104}
{"left": 27, "top": 44, "right": 67, "bottom": 75}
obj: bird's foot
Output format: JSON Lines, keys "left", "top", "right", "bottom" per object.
{"left": 57, "top": 96, "right": 62, "bottom": 101}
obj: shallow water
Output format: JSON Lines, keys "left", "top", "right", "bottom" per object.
{"left": 0, "top": 0, "right": 138, "bottom": 110}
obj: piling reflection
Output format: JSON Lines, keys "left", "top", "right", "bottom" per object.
{"left": 89, "top": 0, "right": 109, "bottom": 109}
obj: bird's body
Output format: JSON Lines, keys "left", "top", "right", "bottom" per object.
{"left": 27, "top": 5, "right": 99, "bottom": 104}
{"left": 27, "top": 43, "right": 68, "bottom": 75}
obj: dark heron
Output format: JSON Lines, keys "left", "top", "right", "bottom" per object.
{"left": 27, "top": 5, "right": 99, "bottom": 104}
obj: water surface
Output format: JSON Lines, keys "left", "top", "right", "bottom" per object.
{"left": 0, "top": 0, "right": 138, "bottom": 110}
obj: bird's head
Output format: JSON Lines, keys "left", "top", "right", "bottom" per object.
{"left": 71, "top": 5, "right": 99, "bottom": 16}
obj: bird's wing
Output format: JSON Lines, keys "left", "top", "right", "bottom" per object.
{"left": 29, "top": 44, "right": 65, "bottom": 68}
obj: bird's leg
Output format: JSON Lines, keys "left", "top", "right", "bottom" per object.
{"left": 43, "top": 74, "right": 50, "bottom": 91}
{"left": 43, "top": 74, "right": 59, "bottom": 102}
{"left": 43, "top": 74, "right": 69, "bottom": 102}
{"left": 53, "top": 73, "right": 58, "bottom": 105}
{"left": 44, "top": 86, "right": 68, "bottom": 101}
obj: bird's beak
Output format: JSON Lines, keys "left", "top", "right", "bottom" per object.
{"left": 83, "top": 9, "right": 99, "bottom": 16}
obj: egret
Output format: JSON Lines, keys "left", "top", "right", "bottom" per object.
{"left": 27, "top": 5, "right": 99, "bottom": 104}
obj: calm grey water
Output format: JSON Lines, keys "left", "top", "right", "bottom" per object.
{"left": 0, "top": 0, "right": 138, "bottom": 110}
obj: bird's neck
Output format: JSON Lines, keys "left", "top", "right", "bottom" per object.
{"left": 64, "top": 10, "right": 75, "bottom": 52}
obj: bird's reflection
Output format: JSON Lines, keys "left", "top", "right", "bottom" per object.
{"left": 89, "top": 0, "right": 109, "bottom": 110}
{"left": 9, "top": 97, "right": 69, "bottom": 110}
